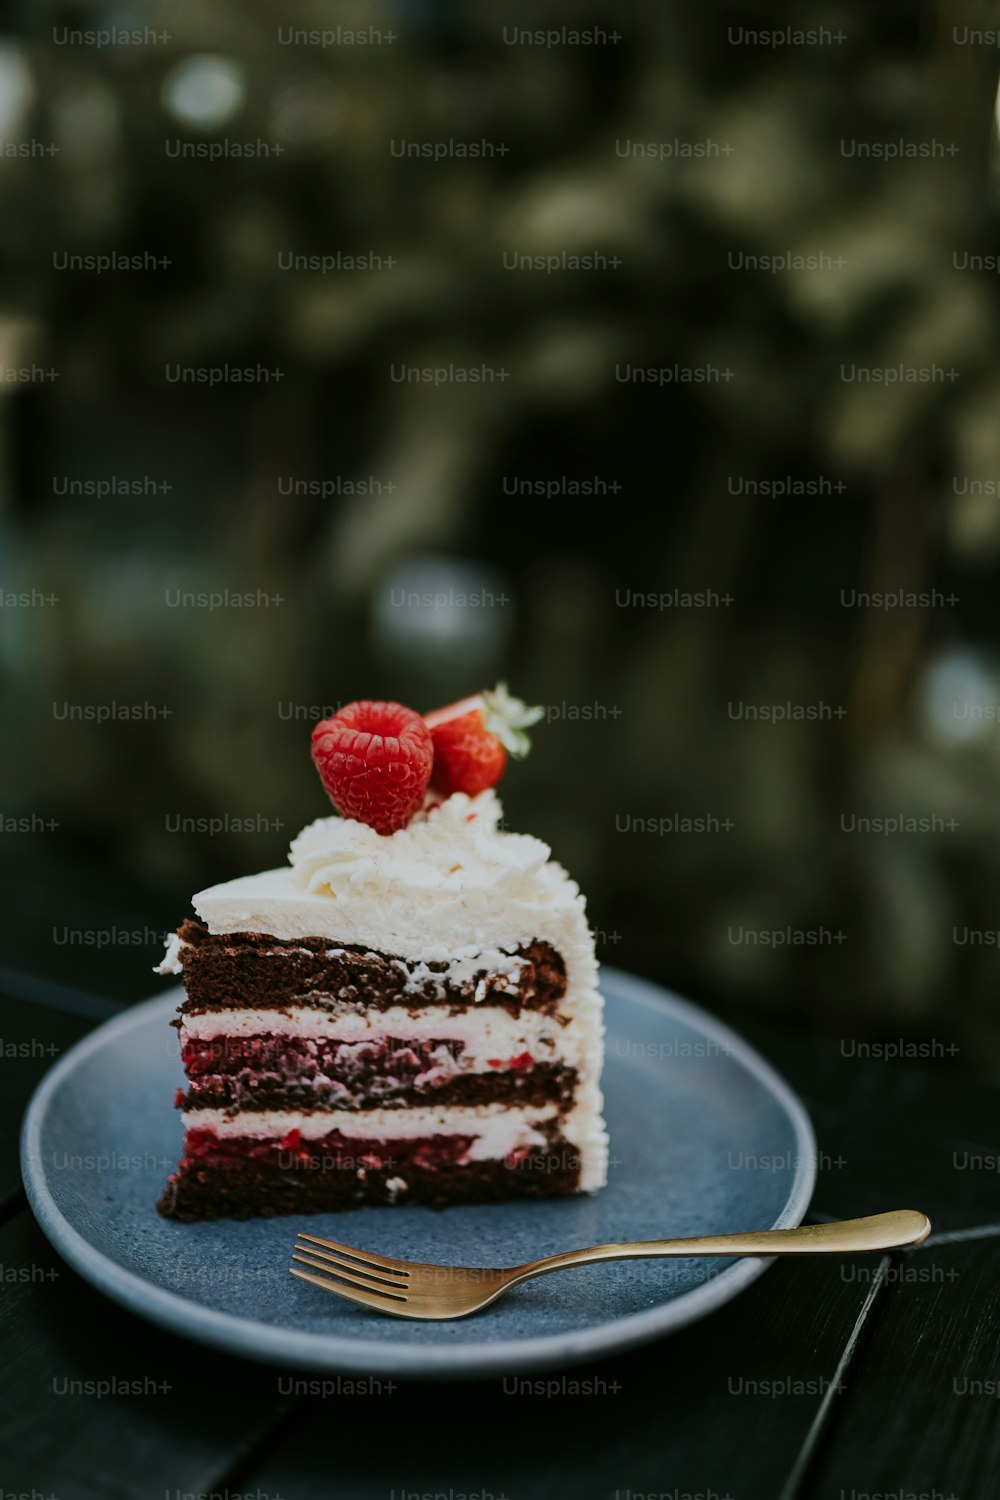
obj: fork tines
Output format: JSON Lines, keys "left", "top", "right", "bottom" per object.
{"left": 289, "top": 1231, "right": 411, "bottom": 1307}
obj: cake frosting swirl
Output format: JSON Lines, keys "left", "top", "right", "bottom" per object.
{"left": 289, "top": 790, "right": 575, "bottom": 906}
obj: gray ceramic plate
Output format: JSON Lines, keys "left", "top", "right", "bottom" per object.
{"left": 21, "top": 968, "right": 815, "bottom": 1379}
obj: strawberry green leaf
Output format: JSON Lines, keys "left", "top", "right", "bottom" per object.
{"left": 482, "top": 682, "right": 545, "bottom": 759}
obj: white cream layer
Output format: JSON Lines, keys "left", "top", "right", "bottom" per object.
{"left": 184, "top": 1098, "right": 605, "bottom": 1187}
{"left": 178, "top": 1004, "right": 577, "bottom": 1069}
{"left": 184, "top": 1103, "right": 553, "bottom": 1162}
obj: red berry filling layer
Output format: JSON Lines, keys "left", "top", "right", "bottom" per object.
{"left": 176, "top": 1033, "right": 559, "bottom": 1112}
{"left": 182, "top": 1033, "right": 469, "bottom": 1082}
{"left": 181, "top": 1126, "right": 478, "bottom": 1173}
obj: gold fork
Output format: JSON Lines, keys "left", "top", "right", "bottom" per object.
{"left": 289, "top": 1208, "right": 931, "bottom": 1320}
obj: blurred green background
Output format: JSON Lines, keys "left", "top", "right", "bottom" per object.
{"left": 2, "top": 0, "right": 1000, "bottom": 1068}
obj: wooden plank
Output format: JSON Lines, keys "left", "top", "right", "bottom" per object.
{"left": 738, "top": 1023, "right": 1000, "bottom": 1232}
{"left": 0, "top": 1209, "right": 296, "bottom": 1500}
{"left": 241, "top": 1252, "right": 884, "bottom": 1500}
{"left": 811, "top": 1236, "right": 1000, "bottom": 1498}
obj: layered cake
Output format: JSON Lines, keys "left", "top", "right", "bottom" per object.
{"left": 156, "top": 689, "right": 608, "bottom": 1220}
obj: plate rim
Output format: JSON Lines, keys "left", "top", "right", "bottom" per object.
{"left": 20, "top": 967, "right": 816, "bottom": 1379}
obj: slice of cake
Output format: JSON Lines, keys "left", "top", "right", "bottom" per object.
{"left": 156, "top": 690, "right": 608, "bottom": 1220}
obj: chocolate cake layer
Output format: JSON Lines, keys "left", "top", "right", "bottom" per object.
{"left": 180, "top": 1061, "right": 579, "bottom": 1113}
{"left": 156, "top": 1130, "right": 583, "bottom": 1220}
{"left": 174, "top": 920, "right": 567, "bottom": 1015}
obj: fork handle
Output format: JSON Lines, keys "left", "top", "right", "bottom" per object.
{"left": 512, "top": 1210, "right": 931, "bottom": 1281}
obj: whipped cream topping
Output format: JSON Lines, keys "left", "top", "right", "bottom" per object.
{"left": 289, "top": 790, "right": 576, "bottom": 908}
{"left": 184, "top": 787, "right": 597, "bottom": 984}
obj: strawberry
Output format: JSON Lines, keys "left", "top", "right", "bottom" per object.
{"left": 311, "top": 700, "right": 433, "bottom": 835}
{"left": 424, "top": 683, "right": 544, "bottom": 796}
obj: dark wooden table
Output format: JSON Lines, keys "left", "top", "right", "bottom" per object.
{"left": 2, "top": 853, "right": 999, "bottom": 1500}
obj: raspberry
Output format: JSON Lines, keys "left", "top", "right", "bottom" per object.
{"left": 311, "top": 700, "right": 433, "bottom": 835}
